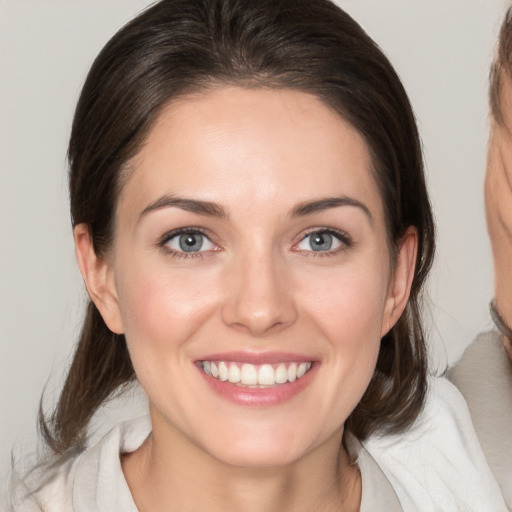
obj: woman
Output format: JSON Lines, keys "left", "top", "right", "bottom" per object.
{"left": 10, "top": 0, "right": 506, "bottom": 510}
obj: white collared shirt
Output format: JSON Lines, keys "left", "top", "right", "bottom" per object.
{"left": 11, "top": 378, "right": 508, "bottom": 511}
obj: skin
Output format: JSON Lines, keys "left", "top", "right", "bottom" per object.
{"left": 486, "top": 73, "right": 512, "bottom": 362}
{"left": 74, "top": 86, "right": 417, "bottom": 512}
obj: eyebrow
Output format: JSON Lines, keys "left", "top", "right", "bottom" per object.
{"left": 138, "top": 194, "right": 372, "bottom": 223}
{"left": 291, "top": 196, "right": 373, "bottom": 222}
{"left": 138, "top": 195, "right": 228, "bottom": 220}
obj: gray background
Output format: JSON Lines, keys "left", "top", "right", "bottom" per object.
{"left": 1, "top": 0, "right": 508, "bottom": 491}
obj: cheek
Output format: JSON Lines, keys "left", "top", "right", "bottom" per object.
{"left": 301, "top": 263, "right": 390, "bottom": 346}
{"left": 114, "top": 259, "right": 219, "bottom": 358}
{"left": 297, "top": 261, "right": 390, "bottom": 407}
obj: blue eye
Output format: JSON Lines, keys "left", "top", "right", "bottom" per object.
{"left": 162, "top": 230, "right": 216, "bottom": 254}
{"left": 296, "top": 230, "right": 347, "bottom": 252}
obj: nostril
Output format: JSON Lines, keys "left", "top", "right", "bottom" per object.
{"left": 222, "top": 306, "right": 296, "bottom": 337}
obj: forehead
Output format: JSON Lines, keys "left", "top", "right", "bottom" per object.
{"left": 120, "top": 86, "right": 384, "bottom": 223}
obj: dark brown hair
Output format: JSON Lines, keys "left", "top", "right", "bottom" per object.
{"left": 490, "top": 5, "right": 512, "bottom": 124}
{"left": 40, "top": 0, "right": 435, "bottom": 453}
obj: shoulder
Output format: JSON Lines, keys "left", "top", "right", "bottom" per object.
{"left": 448, "top": 330, "right": 512, "bottom": 509}
{"left": 9, "top": 455, "right": 80, "bottom": 512}
{"left": 10, "top": 415, "right": 150, "bottom": 512}
{"left": 448, "top": 330, "right": 512, "bottom": 401}
{"left": 449, "top": 329, "right": 505, "bottom": 374}
{"left": 362, "top": 376, "right": 508, "bottom": 512}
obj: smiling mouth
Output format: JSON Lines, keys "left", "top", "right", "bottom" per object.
{"left": 200, "top": 361, "right": 313, "bottom": 387}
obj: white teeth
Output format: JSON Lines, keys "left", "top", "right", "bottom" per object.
{"left": 201, "top": 360, "right": 312, "bottom": 386}
{"left": 275, "top": 364, "right": 288, "bottom": 384}
{"left": 257, "top": 364, "right": 275, "bottom": 386}
{"left": 287, "top": 363, "right": 297, "bottom": 382}
{"left": 228, "top": 364, "right": 241, "bottom": 383}
{"left": 297, "top": 362, "right": 307, "bottom": 378}
{"left": 218, "top": 362, "right": 228, "bottom": 381}
{"left": 240, "top": 364, "right": 258, "bottom": 385}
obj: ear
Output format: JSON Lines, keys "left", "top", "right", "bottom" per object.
{"left": 381, "top": 227, "right": 418, "bottom": 337}
{"left": 73, "top": 224, "right": 124, "bottom": 334}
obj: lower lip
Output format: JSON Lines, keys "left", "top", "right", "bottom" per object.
{"left": 197, "top": 364, "right": 318, "bottom": 407}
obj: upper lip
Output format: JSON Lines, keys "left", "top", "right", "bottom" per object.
{"left": 196, "top": 351, "right": 317, "bottom": 365}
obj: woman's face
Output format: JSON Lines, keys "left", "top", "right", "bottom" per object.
{"left": 85, "top": 86, "right": 415, "bottom": 467}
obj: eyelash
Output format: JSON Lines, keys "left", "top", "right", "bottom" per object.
{"left": 158, "top": 227, "right": 218, "bottom": 260}
{"left": 293, "top": 228, "right": 352, "bottom": 257}
{"left": 157, "top": 227, "right": 352, "bottom": 260}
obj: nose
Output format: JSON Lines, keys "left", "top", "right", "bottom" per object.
{"left": 221, "top": 251, "right": 298, "bottom": 337}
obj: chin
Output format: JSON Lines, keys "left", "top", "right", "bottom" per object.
{"left": 194, "top": 420, "right": 331, "bottom": 470}
{"left": 208, "top": 440, "right": 308, "bottom": 469}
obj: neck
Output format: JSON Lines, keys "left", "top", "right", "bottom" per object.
{"left": 122, "top": 413, "right": 361, "bottom": 512}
